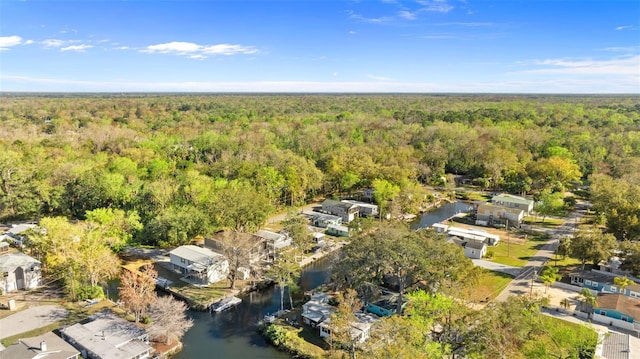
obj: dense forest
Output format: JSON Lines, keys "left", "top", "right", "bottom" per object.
{"left": 1, "top": 94, "right": 640, "bottom": 247}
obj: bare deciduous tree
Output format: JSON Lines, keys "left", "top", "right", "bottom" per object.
{"left": 148, "top": 295, "right": 194, "bottom": 345}
{"left": 119, "top": 263, "right": 157, "bottom": 322}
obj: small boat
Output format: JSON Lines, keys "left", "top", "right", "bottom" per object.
{"left": 210, "top": 296, "right": 242, "bottom": 313}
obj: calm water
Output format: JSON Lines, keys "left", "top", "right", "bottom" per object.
{"left": 174, "top": 253, "right": 336, "bottom": 359}
{"left": 173, "top": 202, "right": 463, "bottom": 358}
{"left": 410, "top": 200, "right": 473, "bottom": 229}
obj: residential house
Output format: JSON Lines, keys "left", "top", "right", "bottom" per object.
{"left": 319, "top": 311, "right": 379, "bottom": 344}
{"left": 462, "top": 240, "right": 487, "bottom": 259}
{"left": 446, "top": 227, "right": 500, "bottom": 246}
{"left": 256, "top": 230, "right": 292, "bottom": 260}
{"left": 365, "top": 292, "right": 406, "bottom": 317}
{"left": 0, "top": 251, "right": 41, "bottom": 293}
{"left": 4, "top": 223, "right": 37, "bottom": 247}
{"left": 1, "top": 331, "right": 80, "bottom": 359}
{"left": 491, "top": 194, "right": 534, "bottom": 215}
{"left": 431, "top": 223, "right": 449, "bottom": 234}
{"left": 341, "top": 200, "right": 379, "bottom": 217}
{"left": 569, "top": 270, "right": 640, "bottom": 299}
{"left": 599, "top": 333, "right": 631, "bottom": 359}
{"left": 206, "top": 231, "right": 270, "bottom": 264}
{"left": 326, "top": 224, "right": 349, "bottom": 238}
{"left": 311, "top": 231, "right": 326, "bottom": 250}
{"left": 302, "top": 293, "right": 334, "bottom": 327}
{"left": 475, "top": 203, "right": 524, "bottom": 227}
{"left": 169, "top": 245, "right": 229, "bottom": 284}
{"left": 0, "top": 241, "right": 9, "bottom": 254}
{"left": 60, "top": 311, "right": 152, "bottom": 359}
{"left": 310, "top": 213, "right": 342, "bottom": 228}
{"left": 593, "top": 294, "right": 640, "bottom": 332}
{"left": 321, "top": 199, "right": 360, "bottom": 223}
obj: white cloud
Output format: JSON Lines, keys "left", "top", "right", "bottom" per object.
{"left": 349, "top": 30, "right": 357, "bottom": 35}
{"left": 145, "top": 41, "right": 201, "bottom": 53}
{"left": 114, "top": 46, "right": 130, "bottom": 50}
{"left": 60, "top": 44, "right": 93, "bottom": 52}
{"left": 2, "top": 75, "right": 638, "bottom": 93}
{"left": 417, "top": 0, "right": 454, "bottom": 13}
{"left": 202, "top": 44, "right": 257, "bottom": 55}
{"left": 142, "top": 41, "right": 257, "bottom": 58}
{"left": 398, "top": 10, "right": 417, "bottom": 20}
{"left": 366, "top": 74, "right": 394, "bottom": 81}
{"left": 616, "top": 25, "right": 634, "bottom": 31}
{"left": 521, "top": 55, "right": 640, "bottom": 76}
{"left": 23, "top": 40, "right": 34, "bottom": 45}
{"left": 42, "top": 39, "right": 71, "bottom": 48}
{"left": 0, "top": 36, "right": 23, "bottom": 49}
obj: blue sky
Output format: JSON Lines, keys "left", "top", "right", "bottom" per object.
{"left": 1, "top": 0, "right": 638, "bottom": 93}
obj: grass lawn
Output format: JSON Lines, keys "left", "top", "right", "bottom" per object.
{"left": 488, "top": 233, "right": 549, "bottom": 267}
{"left": 467, "top": 269, "right": 514, "bottom": 302}
{"left": 523, "top": 216, "right": 565, "bottom": 227}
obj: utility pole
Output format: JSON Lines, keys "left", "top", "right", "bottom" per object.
{"left": 506, "top": 218, "right": 510, "bottom": 258}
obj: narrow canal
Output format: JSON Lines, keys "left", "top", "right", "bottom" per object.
{"left": 173, "top": 201, "right": 469, "bottom": 358}
{"left": 174, "top": 253, "right": 337, "bottom": 359}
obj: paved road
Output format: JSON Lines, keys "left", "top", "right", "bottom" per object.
{"left": 472, "top": 259, "right": 522, "bottom": 277}
{"left": 0, "top": 305, "right": 67, "bottom": 339}
{"left": 494, "top": 200, "right": 589, "bottom": 302}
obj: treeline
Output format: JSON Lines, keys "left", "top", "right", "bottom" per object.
{"left": 1, "top": 94, "right": 639, "bottom": 246}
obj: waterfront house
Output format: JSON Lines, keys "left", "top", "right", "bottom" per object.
{"left": 491, "top": 194, "right": 534, "bottom": 215}
{"left": 206, "top": 231, "right": 270, "bottom": 264}
{"left": 476, "top": 203, "right": 524, "bottom": 227}
{"left": 310, "top": 213, "right": 342, "bottom": 228}
{"left": 321, "top": 199, "right": 360, "bottom": 223}
{"left": 169, "top": 245, "right": 229, "bottom": 284}
{"left": 61, "top": 310, "right": 152, "bottom": 359}
{"left": 326, "top": 224, "right": 350, "bottom": 237}
{"left": 569, "top": 270, "right": 640, "bottom": 299}
{"left": 302, "top": 293, "right": 334, "bottom": 327}
{"left": 319, "top": 311, "right": 379, "bottom": 344}
{"left": 593, "top": 294, "right": 640, "bottom": 332}
{"left": 0, "top": 251, "right": 41, "bottom": 293}
{"left": 431, "top": 223, "right": 449, "bottom": 233}
{"left": 446, "top": 227, "right": 500, "bottom": 246}
{"left": 1, "top": 331, "right": 80, "bottom": 359}
{"left": 341, "top": 200, "right": 379, "bottom": 217}
{"left": 256, "top": 230, "right": 292, "bottom": 259}
{"left": 462, "top": 240, "right": 487, "bottom": 259}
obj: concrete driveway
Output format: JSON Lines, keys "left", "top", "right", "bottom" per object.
{"left": 0, "top": 305, "right": 67, "bottom": 339}
{"left": 472, "top": 259, "right": 522, "bottom": 277}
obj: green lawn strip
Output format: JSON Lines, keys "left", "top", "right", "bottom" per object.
{"left": 488, "top": 231, "right": 550, "bottom": 267}
{"left": 469, "top": 269, "right": 513, "bottom": 302}
{"left": 1, "top": 322, "right": 61, "bottom": 347}
{"left": 523, "top": 217, "right": 564, "bottom": 227}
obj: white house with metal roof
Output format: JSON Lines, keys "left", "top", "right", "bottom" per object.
{"left": 169, "top": 245, "right": 229, "bottom": 284}
{"left": 60, "top": 311, "right": 152, "bottom": 359}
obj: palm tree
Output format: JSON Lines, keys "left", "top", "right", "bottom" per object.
{"left": 579, "top": 288, "right": 597, "bottom": 319}
{"left": 613, "top": 276, "right": 633, "bottom": 295}
{"left": 559, "top": 298, "right": 571, "bottom": 312}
